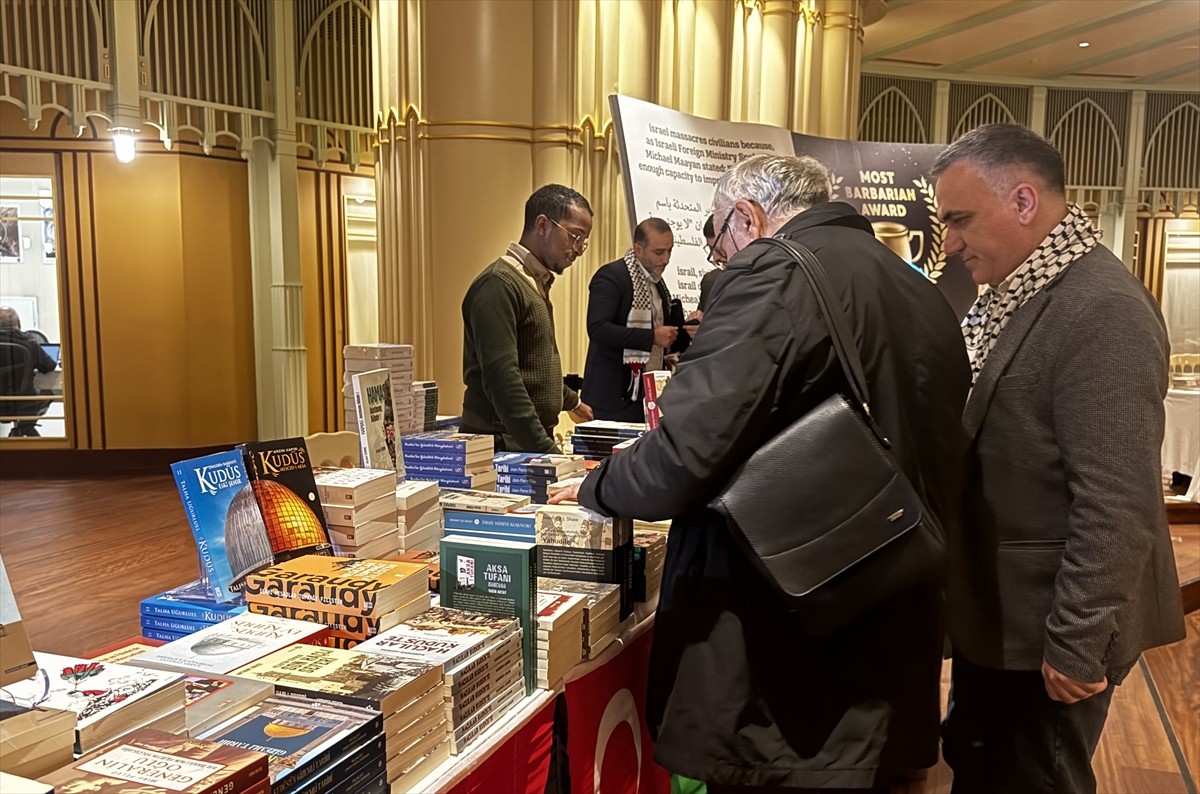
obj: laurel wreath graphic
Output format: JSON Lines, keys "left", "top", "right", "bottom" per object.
{"left": 914, "top": 176, "right": 946, "bottom": 282}
{"left": 828, "top": 172, "right": 844, "bottom": 202}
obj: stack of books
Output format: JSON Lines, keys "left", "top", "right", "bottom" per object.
{"left": 397, "top": 479, "right": 443, "bottom": 553}
{"left": 633, "top": 518, "right": 672, "bottom": 534}
{"left": 344, "top": 343, "right": 418, "bottom": 436}
{"left": 230, "top": 643, "right": 447, "bottom": 790}
{"left": 412, "top": 380, "right": 439, "bottom": 431}
{"left": 439, "top": 535, "right": 538, "bottom": 695}
{"left": 139, "top": 579, "right": 247, "bottom": 643}
{"left": 130, "top": 612, "right": 329, "bottom": 676}
{"left": 634, "top": 530, "right": 668, "bottom": 603}
{"left": 535, "top": 592, "right": 585, "bottom": 689}
{"left": 42, "top": 727, "right": 270, "bottom": 793}
{"left": 241, "top": 556, "right": 431, "bottom": 651}
{"left": 534, "top": 505, "right": 635, "bottom": 620}
{"left": 357, "top": 606, "right": 525, "bottom": 756}
{"left": 0, "top": 702, "right": 76, "bottom": 780}
{"left": 435, "top": 414, "right": 461, "bottom": 430}
{"left": 569, "top": 420, "right": 647, "bottom": 461}
{"left": 493, "top": 453, "right": 586, "bottom": 504}
{"left": 201, "top": 692, "right": 387, "bottom": 793}
{"left": 397, "top": 549, "right": 440, "bottom": 593}
{"left": 537, "top": 577, "right": 622, "bottom": 660}
{"left": 440, "top": 489, "right": 533, "bottom": 543}
{"left": 315, "top": 467, "right": 401, "bottom": 560}
{"left": 5, "top": 653, "right": 186, "bottom": 754}
{"left": 401, "top": 432, "right": 497, "bottom": 490}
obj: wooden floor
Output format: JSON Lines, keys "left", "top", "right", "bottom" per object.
{"left": 1, "top": 474, "right": 1197, "bottom": 792}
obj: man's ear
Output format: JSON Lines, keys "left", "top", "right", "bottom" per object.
{"left": 735, "top": 199, "right": 767, "bottom": 238}
{"left": 1013, "top": 183, "right": 1040, "bottom": 226}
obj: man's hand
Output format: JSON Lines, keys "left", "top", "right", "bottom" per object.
{"left": 569, "top": 401, "right": 593, "bottom": 422}
{"left": 547, "top": 483, "right": 581, "bottom": 504}
{"left": 653, "top": 326, "right": 679, "bottom": 348}
{"left": 1041, "top": 659, "right": 1107, "bottom": 704}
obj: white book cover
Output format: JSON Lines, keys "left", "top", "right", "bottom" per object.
{"left": 352, "top": 368, "right": 404, "bottom": 478}
{"left": 357, "top": 607, "right": 517, "bottom": 672}
{"left": 5, "top": 653, "right": 182, "bottom": 733}
{"left": 536, "top": 591, "right": 586, "bottom": 631}
{"left": 131, "top": 613, "right": 327, "bottom": 675}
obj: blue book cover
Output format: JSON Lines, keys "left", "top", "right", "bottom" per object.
{"left": 428, "top": 474, "right": 490, "bottom": 489}
{"left": 140, "top": 614, "right": 210, "bottom": 635}
{"left": 401, "top": 431, "right": 492, "bottom": 453}
{"left": 404, "top": 459, "right": 471, "bottom": 475}
{"left": 172, "top": 450, "right": 275, "bottom": 603}
{"left": 142, "top": 627, "right": 190, "bottom": 642}
{"left": 440, "top": 526, "right": 534, "bottom": 546}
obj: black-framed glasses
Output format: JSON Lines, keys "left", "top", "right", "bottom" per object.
{"left": 707, "top": 207, "right": 734, "bottom": 265}
{"left": 550, "top": 218, "right": 589, "bottom": 253}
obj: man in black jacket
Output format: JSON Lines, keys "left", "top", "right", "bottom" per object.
{"left": 0, "top": 306, "right": 56, "bottom": 437}
{"left": 581, "top": 218, "right": 690, "bottom": 422}
{"left": 555, "top": 155, "right": 970, "bottom": 790}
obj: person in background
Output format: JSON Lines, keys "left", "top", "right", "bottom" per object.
{"left": 934, "top": 123, "right": 1185, "bottom": 794}
{"left": 0, "top": 306, "right": 56, "bottom": 437}
{"left": 553, "top": 154, "right": 970, "bottom": 791}
{"left": 582, "top": 217, "right": 690, "bottom": 423}
{"left": 694, "top": 213, "right": 728, "bottom": 320}
{"left": 460, "top": 184, "right": 594, "bottom": 453}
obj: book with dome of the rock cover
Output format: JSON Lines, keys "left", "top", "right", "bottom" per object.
{"left": 239, "top": 438, "right": 334, "bottom": 563}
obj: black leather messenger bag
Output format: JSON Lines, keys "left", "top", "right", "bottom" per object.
{"left": 710, "top": 237, "right": 944, "bottom": 635}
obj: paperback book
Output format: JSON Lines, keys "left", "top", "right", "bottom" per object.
{"left": 240, "top": 438, "right": 334, "bottom": 562}
{"left": 351, "top": 369, "right": 403, "bottom": 476}
{"left": 439, "top": 535, "right": 537, "bottom": 693}
{"left": 242, "top": 556, "right": 428, "bottom": 618}
{"left": 171, "top": 450, "right": 275, "bottom": 602}
{"left": 131, "top": 612, "right": 329, "bottom": 676}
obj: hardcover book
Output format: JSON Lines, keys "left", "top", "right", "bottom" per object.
{"left": 40, "top": 727, "right": 268, "bottom": 794}
{"left": 240, "top": 438, "right": 334, "bottom": 562}
{"left": 131, "top": 612, "right": 329, "bottom": 676}
{"left": 439, "top": 535, "right": 537, "bottom": 693}
{"left": 171, "top": 450, "right": 275, "bottom": 602}
{"left": 230, "top": 645, "right": 442, "bottom": 717}
{"left": 242, "top": 556, "right": 428, "bottom": 618}
{"left": 351, "top": 369, "right": 402, "bottom": 476}
{"left": 141, "top": 581, "right": 248, "bottom": 624}
{"left": 4, "top": 653, "right": 185, "bottom": 753}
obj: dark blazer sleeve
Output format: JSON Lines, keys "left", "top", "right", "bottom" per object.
{"left": 579, "top": 254, "right": 797, "bottom": 520}
{"left": 587, "top": 264, "right": 655, "bottom": 352}
{"left": 1043, "top": 292, "right": 1171, "bottom": 682}
{"left": 30, "top": 339, "right": 56, "bottom": 373}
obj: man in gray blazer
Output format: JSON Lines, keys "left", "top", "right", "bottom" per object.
{"left": 934, "top": 124, "right": 1185, "bottom": 794}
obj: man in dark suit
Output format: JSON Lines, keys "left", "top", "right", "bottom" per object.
{"left": 582, "top": 218, "right": 690, "bottom": 422}
{"left": 935, "top": 124, "right": 1186, "bottom": 794}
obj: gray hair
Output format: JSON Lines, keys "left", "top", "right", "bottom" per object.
{"left": 713, "top": 154, "right": 832, "bottom": 222}
{"left": 931, "top": 124, "right": 1066, "bottom": 196}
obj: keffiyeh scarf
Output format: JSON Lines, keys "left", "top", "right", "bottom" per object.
{"left": 623, "top": 249, "right": 661, "bottom": 399}
{"left": 962, "top": 204, "right": 1099, "bottom": 385}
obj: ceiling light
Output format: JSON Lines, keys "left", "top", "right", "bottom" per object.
{"left": 1078, "top": 42, "right": 1090, "bottom": 48}
{"left": 112, "top": 131, "right": 137, "bottom": 164}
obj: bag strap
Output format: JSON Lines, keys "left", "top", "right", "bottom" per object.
{"left": 756, "top": 236, "right": 892, "bottom": 447}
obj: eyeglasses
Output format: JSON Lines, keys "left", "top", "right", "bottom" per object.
{"left": 707, "top": 208, "right": 734, "bottom": 265}
{"left": 550, "top": 218, "right": 589, "bottom": 253}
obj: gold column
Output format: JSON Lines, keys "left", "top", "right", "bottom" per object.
{"left": 818, "top": 0, "right": 865, "bottom": 139}
{"left": 759, "top": 0, "right": 794, "bottom": 128}
{"left": 693, "top": 0, "right": 732, "bottom": 121}
{"left": 792, "top": 2, "right": 824, "bottom": 134}
{"left": 372, "top": 0, "right": 432, "bottom": 374}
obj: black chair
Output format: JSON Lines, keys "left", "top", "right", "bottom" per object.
{"left": 0, "top": 341, "right": 48, "bottom": 436}
{"left": 23, "top": 328, "right": 49, "bottom": 345}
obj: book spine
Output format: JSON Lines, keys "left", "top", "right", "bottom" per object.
{"left": 139, "top": 600, "right": 242, "bottom": 624}
{"left": 171, "top": 464, "right": 225, "bottom": 602}
{"left": 400, "top": 440, "right": 469, "bottom": 454}
{"left": 442, "top": 511, "right": 534, "bottom": 534}
{"left": 245, "top": 602, "right": 385, "bottom": 637}
{"left": 430, "top": 474, "right": 493, "bottom": 489}
{"left": 495, "top": 472, "right": 557, "bottom": 484}
{"left": 642, "top": 372, "right": 661, "bottom": 429}
{"left": 354, "top": 386, "right": 370, "bottom": 469}
{"left": 141, "top": 615, "right": 209, "bottom": 635}
{"left": 194, "top": 753, "right": 270, "bottom": 794}
{"left": 142, "top": 627, "right": 190, "bottom": 642}
{"left": 242, "top": 572, "right": 387, "bottom": 616}
{"left": 404, "top": 461, "right": 471, "bottom": 475}
{"left": 270, "top": 714, "right": 383, "bottom": 794}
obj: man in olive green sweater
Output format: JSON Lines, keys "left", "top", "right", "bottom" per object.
{"left": 461, "top": 184, "right": 594, "bottom": 453}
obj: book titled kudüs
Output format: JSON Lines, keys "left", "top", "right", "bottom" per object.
{"left": 171, "top": 450, "right": 275, "bottom": 603}
{"left": 239, "top": 438, "right": 334, "bottom": 563}
{"left": 131, "top": 612, "right": 328, "bottom": 676}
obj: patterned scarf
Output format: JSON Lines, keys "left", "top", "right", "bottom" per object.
{"left": 962, "top": 204, "right": 1099, "bottom": 384}
{"left": 624, "top": 249, "right": 659, "bottom": 399}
